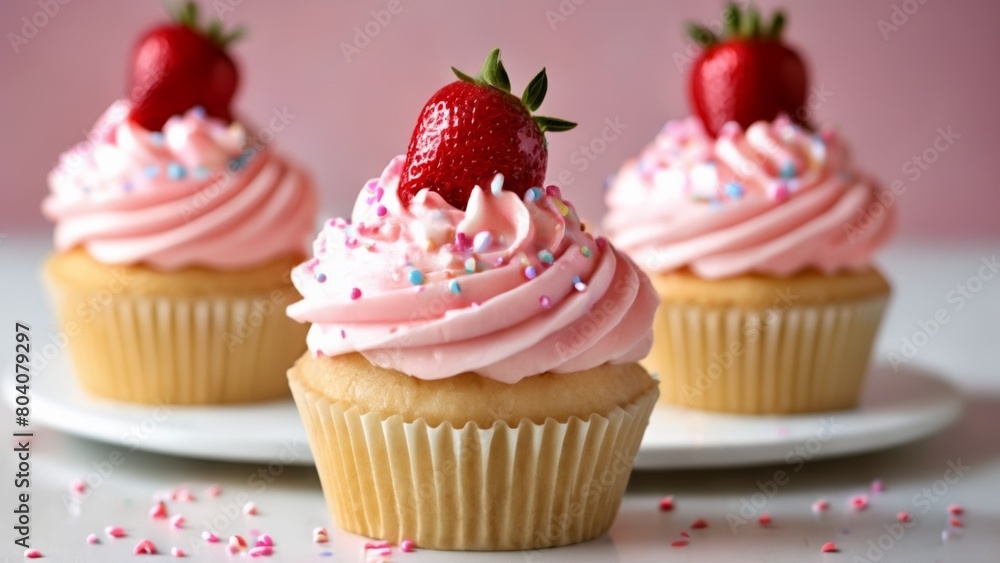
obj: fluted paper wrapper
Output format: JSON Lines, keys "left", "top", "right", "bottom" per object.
{"left": 46, "top": 280, "right": 307, "bottom": 404}
{"left": 645, "top": 297, "right": 888, "bottom": 414}
{"left": 289, "top": 376, "right": 658, "bottom": 550}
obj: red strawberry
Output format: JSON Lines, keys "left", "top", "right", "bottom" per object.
{"left": 399, "top": 49, "right": 576, "bottom": 209}
{"left": 128, "top": 2, "right": 242, "bottom": 131}
{"left": 687, "top": 4, "right": 808, "bottom": 137}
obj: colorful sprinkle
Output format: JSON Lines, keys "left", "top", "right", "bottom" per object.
{"left": 897, "top": 511, "right": 911, "bottom": 523}
{"left": 449, "top": 280, "right": 461, "bottom": 295}
{"left": 759, "top": 513, "right": 772, "bottom": 526}
{"left": 170, "top": 515, "right": 185, "bottom": 529}
{"left": 680, "top": 531, "right": 690, "bottom": 538}
{"left": 408, "top": 269, "right": 424, "bottom": 285}
{"left": 316, "top": 273, "right": 327, "bottom": 283}
{"left": 490, "top": 173, "right": 505, "bottom": 195}
{"left": 256, "top": 535, "right": 273, "bottom": 547}
{"left": 596, "top": 237, "right": 608, "bottom": 249}
{"left": 768, "top": 182, "right": 790, "bottom": 201}
{"left": 86, "top": 533, "right": 99, "bottom": 544}
{"left": 24, "top": 549, "right": 42, "bottom": 559}
{"left": 376, "top": 205, "right": 387, "bottom": 217}
{"left": 201, "top": 531, "right": 219, "bottom": 543}
{"left": 248, "top": 546, "right": 273, "bottom": 557}
{"left": 350, "top": 288, "right": 362, "bottom": 300}
{"left": 573, "top": 275, "right": 586, "bottom": 292}
{"left": 149, "top": 501, "right": 168, "bottom": 519}
{"left": 473, "top": 231, "right": 493, "bottom": 253}
{"left": 812, "top": 499, "right": 830, "bottom": 513}
{"left": 455, "top": 232, "right": 471, "bottom": 252}
{"left": 658, "top": 496, "right": 674, "bottom": 511}
{"left": 850, "top": 494, "right": 869, "bottom": 510}
{"left": 463, "top": 258, "right": 477, "bottom": 273}
{"left": 228, "top": 535, "right": 248, "bottom": 553}
{"left": 538, "top": 250, "right": 554, "bottom": 265}
{"left": 143, "top": 165, "right": 159, "bottom": 179}
{"left": 545, "top": 185, "right": 562, "bottom": 198}
{"left": 166, "top": 162, "right": 186, "bottom": 180}
{"left": 723, "top": 181, "right": 744, "bottom": 199}
{"left": 671, "top": 540, "right": 689, "bottom": 548}
{"left": 691, "top": 518, "right": 708, "bottom": 529}
{"left": 69, "top": 478, "right": 86, "bottom": 495}
{"left": 401, "top": 539, "right": 416, "bottom": 552}
{"left": 170, "top": 546, "right": 186, "bottom": 557}
{"left": 243, "top": 502, "right": 258, "bottom": 515}
{"left": 193, "top": 165, "right": 209, "bottom": 179}
{"left": 871, "top": 479, "right": 884, "bottom": 493}
{"left": 172, "top": 488, "right": 195, "bottom": 502}
{"left": 580, "top": 245, "right": 591, "bottom": 258}
{"left": 525, "top": 187, "right": 544, "bottom": 202}
{"left": 149, "top": 132, "right": 165, "bottom": 145}
{"left": 191, "top": 106, "right": 206, "bottom": 118}
{"left": 105, "top": 526, "right": 126, "bottom": 538}
{"left": 133, "top": 539, "right": 158, "bottom": 555}
{"left": 539, "top": 295, "right": 552, "bottom": 309}
{"left": 942, "top": 529, "right": 953, "bottom": 542}
{"left": 950, "top": 518, "right": 964, "bottom": 528}
{"left": 779, "top": 160, "right": 797, "bottom": 178}
{"left": 820, "top": 541, "right": 838, "bottom": 553}
{"left": 524, "top": 266, "right": 537, "bottom": 280}
{"left": 364, "top": 540, "right": 391, "bottom": 549}
{"left": 947, "top": 504, "right": 964, "bottom": 515}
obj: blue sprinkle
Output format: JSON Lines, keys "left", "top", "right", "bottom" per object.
{"left": 538, "top": 250, "right": 554, "bottom": 265}
{"left": 408, "top": 269, "right": 424, "bottom": 285}
{"left": 318, "top": 551, "right": 333, "bottom": 557}
{"left": 123, "top": 182, "right": 133, "bottom": 192}
{"left": 449, "top": 279, "right": 461, "bottom": 294}
{"left": 316, "top": 273, "right": 327, "bottom": 283}
{"left": 148, "top": 132, "right": 164, "bottom": 145}
{"left": 490, "top": 173, "right": 505, "bottom": 195}
{"left": 143, "top": 165, "right": 159, "bottom": 178}
{"left": 780, "top": 160, "right": 796, "bottom": 179}
{"left": 723, "top": 182, "right": 744, "bottom": 199}
{"left": 191, "top": 106, "right": 206, "bottom": 118}
{"left": 524, "top": 187, "right": 544, "bottom": 203}
{"left": 524, "top": 266, "right": 537, "bottom": 280}
{"left": 193, "top": 165, "right": 209, "bottom": 179}
{"left": 572, "top": 275, "right": 582, "bottom": 285}
{"left": 464, "top": 258, "right": 477, "bottom": 273}
{"left": 166, "top": 162, "right": 186, "bottom": 180}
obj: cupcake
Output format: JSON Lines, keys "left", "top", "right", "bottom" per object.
{"left": 603, "top": 5, "right": 893, "bottom": 414}
{"left": 287, "top": 50, "right": 658, "bottom": 550}
{"left": 41, "top": 4, "right": 316, "bottom": 404}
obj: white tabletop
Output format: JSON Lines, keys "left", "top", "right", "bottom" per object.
{"left": 2, "top": 236, "right": 999, "bottom": 562}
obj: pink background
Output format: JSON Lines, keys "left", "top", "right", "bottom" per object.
{"left": 2, "top": 0, "right": 997, "bottom": 238}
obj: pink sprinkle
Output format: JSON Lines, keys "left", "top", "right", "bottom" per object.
{"left": 24, "top": 548, "right": 42, "bottom": 558}
{"left": 871, "top": 479, "right": 884, "bottom": 493}
{"left": 228, "top": 535, "right": 247, "bottom": 552}
{"left": 680, "top": 531, "right": 690, "bottom": 538}
{"left": 671, "top": 540, "right": 689, "bottom": 548}
{"left": 950, "top": 518, "right": 964, "bottom": 528}
{"left": 243, "top": 502, "right": 258, "bottom": 515}
{"left": 820, "top": 541, "right": 838, "bottom": 553}
{"left": 948, "top": 503, "right": 964, "bottom": 516}
{"left": 401, "top": 539, "right": 416, "bottom": 552}
{"left": 249, "top": 546, "right": 273, "bottom": 557}
{"left": 201, "top": 531, "right": 219, "bottom": 543}
{"left": 206, "top": 485, "right": 222, "bottom": 497}
{"left": 313, "top": 527, "right": 328, "bottom": 536}
{"left": 70, "top": 479, "right": 86, "bottom": 495}
{"left": 376, "top": 205, "right": 387, "bottom": 217}
{"left": 812, "top": 499, "right": 830, "bottom": 513}
{"left": 364, "top": 540, "right": 391, "bottom": 549}
{"left": 545, "top": 185, "right": 562, "bottom": 198}
{"left": 539, "top": 295, "right": 552, "bottom": 309}
{"left": 86, "top": 533, "right": 99, "bottom": 544}
{"left": 691, "top": 518, "right": 708, "bottom": 529}
{"left": 171, "top": 547, "right": 186, "bottom": 557}
{"left": 313, "top": 532, "right": 329, "bottom": 544}
{"left": 658, "top": 495, "right": 674, "bottom": 511}
{"left": 768, "top": 182, "right": 790, "bottom": 201}
{"left": 256, "top": 534, "right": 274, "bottom": 547}
{"left": 149, "top": 501, "right": 168, "bottom": 519}
{"left": 133, "top": 539, "right": 158, "bottom": 555}
{"left": 170, "top": 514, "right": 185, "bottom": 528}
{"left": 850, "top": 494, "right": 869, "bottom": 510}
{"left": 350, "top": 288, "right": 362, "bottom": 300}
{"left": 759, "top": 513, "right": 772, "bottom": 526}
{"left": 172, "top": 488, "right": 195, "bottom": 502}
{"left": 105, "top": 526, "right": 126, "bottom": 538}
{"left": 897, "top": 511, "right": 912, "bottom": 523}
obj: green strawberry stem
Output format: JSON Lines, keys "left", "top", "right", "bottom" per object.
{"left": 452, "top": 48, "right": 577, "bottom": 135}
{"left": 173, "top": 1, "right": 244, "bottom": 47}
{"left": 688, "top": 2, "right": 786, "bottom": 46}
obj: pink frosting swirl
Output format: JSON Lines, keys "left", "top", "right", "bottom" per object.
{"left": 287, "top": 156, "right": 656, "bottom": 383}
{"left": 603, "top": 116, "right": 894, "bottom": 279}
{"left": 42, "top": 101, "right": 317, "bottom": 270}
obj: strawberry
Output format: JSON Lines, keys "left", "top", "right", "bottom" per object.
{"left": 399, "top": 49, "right": 576, "bottom": 209}
{"left": 128, "top": 2, "right": 243, "bottom": 131}
{"left": 687, "top": 4, "right": 809, "bottom": 137}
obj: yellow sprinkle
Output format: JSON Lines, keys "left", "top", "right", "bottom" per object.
{"left": 554, "top": 198, "right": 570, "bottom": 216}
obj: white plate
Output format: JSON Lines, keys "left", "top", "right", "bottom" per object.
{"left": 7, "top": 356, "right": 962, "bottom": 469}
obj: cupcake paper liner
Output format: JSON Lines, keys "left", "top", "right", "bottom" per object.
{"left": 289, "top": 375, "right": 658, "bottom": 550}
{"left": 645, "top": 296, "right": 888, "bottom": 414}
{"left": 47, "top": 280, "right": 307, "bottom": 404}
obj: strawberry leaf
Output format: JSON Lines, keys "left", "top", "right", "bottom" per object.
{"left": 744, "top": 5, "right": 761, "bottom": 38}
{"left": 533, "top": 116, "right": 577, "bottom": 133}
{"left": 724, "top": 2, "right": 740, "bottom": 37}
{"left": 769, "top": 11, "right": 786, "bottom": 38}
{"left": 521, "top": 68, "right": 547, "bottom": 112}
{"left": 452, "top": 67, "right": 478, "bottom": 84}
{"left": 686, "top": 23, "right": 717, "bottom": 47}
{"left": 480, "top": 48, "right": 511, "bottom": 92}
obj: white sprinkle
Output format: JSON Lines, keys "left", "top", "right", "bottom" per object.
{"left": 490, "top": 173, "right": 505, "bottom": 195}
{"left": 473, "top": 231, "right": 493, "bottom": 253}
